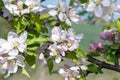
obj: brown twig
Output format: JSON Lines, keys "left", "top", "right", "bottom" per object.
{"left": 87, "top": 56, "right": 120, "bottom": 72}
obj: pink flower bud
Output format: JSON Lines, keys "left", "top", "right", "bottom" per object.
{"left": 105, "top": 31, "right": 112, "bottom": 39}
{"left": 88, "top": 43, "right": 97, "bottom": 53}
{"left": 97, "top": 42, "right": 103, "bottom": 49}
{"left": 99, "top": 32, "right": 107, "bottom": 40}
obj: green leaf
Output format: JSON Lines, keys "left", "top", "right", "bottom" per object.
{"left": 61, "top": 22, "right": 71, "bottom": 30}
{"left": 79, "top": 0, "right": 89, "bottom": 4}
{"left": 75, "top": 48, "right": 87, "bottom": 59}
{"left": 50, "top": 20, "right": 57, "bottom": 26}
{"left": 12, "top": 18, "right": 27, "bottom": 34}
{"left": 87, "top": 64, "right": 103, "bottom": 74}
{"left": 105, "top": 52, "right": 116, "bottom": 62}
{"left": 0, "top": 0, "right": 4, "bottom": 11}
{"left": 30, "top": 13, "right": 41, "bottom": 32}
{"left": 110, "top": 43, "right": 119, "bottom": 49}
{"left": 87, "top": 53, "right": 100, "bottom": 57}
{"left": 26, "top": 31, "right": 50, "bottom": 45}
{"left": 22, "top": 68, "right": 30, "bottom": 78}
{"left": 66, "top": 52, "right": 78, "bottom": 61}
{"left": 117, "top": 18, "right": 120, "bottom": 32}
{"left": 40, "top": 13, "right": 51, "bottom": 20}
{"left": 25, "top": 55, "right": 36, "bottom": 68}
{"left": 26, "top": 44, "right": 39, "bottom": 56}
{"left": 35, "top": 22, "right": 41, "bottom": 32}
{"left": 79, "top": 78, "right": 86, "bottom": 80}
{"left": 47, "top": 57, "right": 54, "bottom": 74}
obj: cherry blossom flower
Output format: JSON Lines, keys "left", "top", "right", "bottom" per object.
{"left": 99, "top": 28, "right": 118, "bottom": 43}
{"left": 4, "top": 55, "right": 25, "bottom": 78}
{"left": 0, "top": 31, "right": 27, "bottom": 55}
{"left": 39, "top": 53, "right": 47, "bottom": 65}
{"left": 89, "top": 42, "right": 103, "bottom": 53}
{"left": 24, "top": 0, "right": 45, "bottom": 13}
{"left": 51, "top": 27, "right": 83, "bottom": 51}
{"left": 85, "top": 0, "right": 119, "bottom": 21}
{"left": 48, "top": 0, "right": 80, "bottom": 25}
{"left": 48, "top": 44, "right": 65, "bottom": 63}
{"left": 58, "top": 65, "right": 87, "bottom": 80}
{"left": 2, "top": 0, "right": 44, "bottom": 16}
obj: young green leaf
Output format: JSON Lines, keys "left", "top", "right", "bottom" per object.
{"left": 87, "top": 64, "right": 103, "bottom": 74}
{"left": 75, "top": 48, "right": 87, "bottom": 59}
{"left": 66, "top": 51, "right": 78, "bottom": 61}
{"left": 22, "top": 68, "right": 30, "bottom": 78}
{"left": 40, "top": 13, "right": 51, "bottom": 20}
{"left": 47, "top": 57, "right": 54, "bottom": 74}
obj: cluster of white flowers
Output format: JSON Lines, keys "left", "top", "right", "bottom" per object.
{"left": 85, "top": 0, "right": 120, "bottom": 21}
{"left": 48, "top": 27, "right": 83, "bottom": 63}
{"left": 2, "top": 0, "right": 44, "bottom": 16}
{"left": 48, "top": 0, "right": 80, "bottom": 26}
{"left": 39, "top": 27, "right": 83, "bottom": 64}
{"left": 0, "top": 31, "right": 27, "bottom": 78}
{"left": 58, "top": 65, "right": 87, "bottom": 80}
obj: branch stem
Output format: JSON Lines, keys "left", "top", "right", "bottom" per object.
{"left": 87, "top": 56, "right": 120, "bottom": 72}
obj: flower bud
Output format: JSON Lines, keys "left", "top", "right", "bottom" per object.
{"left": 97, "top": 42, "right": 103, "bottom": 49}
{"left": 88, "top": 43, "right": 97, "bottom": 53}
{"left": 99, "top": 32, "right": 107, "bottom": 40}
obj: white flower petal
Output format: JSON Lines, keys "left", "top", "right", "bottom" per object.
{"left": 58, "top": 68, "right": 65, "bottom": 75}
{"left": 65, "top": 19, "right": 71, "bottom": 26}
{"left": 8, "top": 49, "right": 19, "bottom": 56}
{"left": 16, "top": 55, "right": 25, "bottom": 67}
{"left": 49, "top": 10, "right": 57, "bottom": 16}
{"left": 19, "top": 31, "right": 27, "bottom": 43}
{"left": 75, "top": 33, "right": 84, "bottom": 40}
{"left": 86, "top": 2, "right": 96, "bottom": 11}
{"left": 8, "top": 64, "right": 18, "bottom": 73}
{"left": 80, "top": 65, "right": 88, "bottom": 70}
{"left": 59, "top": 0, "right": 67, "bottom": 12}
{"left": 2, "top": 62, "right": 8, "bottom": 69}
{"left": 39, "top": 53, "right": 44, "bottom": 60}
{"left": 8, "top": 31, "right": 18, "bottom": 42}
{"left": 59, "top": 12, "right": 65, "bottom": 21}
{"left": 1, "top": 41, "right": 13, "bottom": 51}
{"left": 47, "top": 4, "right": 56, "bottom": 8}
{"left": 18, "top": 44, "right": 27, "bottom": 52}
{"left": 0, "top": 39, "right": 6, "bottom": 45}
{"left": 55, "top": 55, "right": 61, "bottom": 63}
{"left": 21, "top": 9, "right": 30, "bottom": 15}
{"left": 70, "top": 66, "right": 79, "bottom": 71}
{"left": 51, "top": 34, "right": 60, "bottom": 41}
{"left": 70, "top": 17, "right": 79, "bottom": 23}
{"left": 94, "top": 5, "right": 103, "bottom": 17}
{"left": 102, "top": 0, "right": 111, "bottom": 7}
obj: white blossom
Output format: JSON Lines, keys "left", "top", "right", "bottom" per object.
{"left": 2, "top": 0, "right": 44, "bottom": 16}
{"left": 39, "top": 53, "right": 47, "bottom": 65}
{"left": 58, "top": 66, "right": 81, "bottom": 80}
{"left": 85, "top": 0, "right": 120, "bottom": 21}
{"left": 48, "top": 0, "right": 80, "bottom": 26}
{"left": 0, "top": 31, "right": 27, "bottom": 56}
{"left": 4, "top": 55, "right": 25, "bottom": 78}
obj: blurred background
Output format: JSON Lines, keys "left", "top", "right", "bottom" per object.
{"left": 0, "top": 17, "right": 120, "bottom": 80}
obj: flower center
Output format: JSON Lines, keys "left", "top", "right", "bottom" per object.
{"left": 28, "top": 3, "right": 35, "bottom": 10}
{"left": 67, "top": 41, "right": 72, "bottom": 47}
{"left": 53, "top": 50, "right": 59, "bottom": 56}
{"left": 96, "top": 0, "right": 101, "bottom": 6}
{"left": 17, "top": 3, "right": 23, "bottom": 11}
{"left": 8, "top": 59, "right": 16, "bottom": 66}
{"left": 13, "top": 41, "right": 19, "bottom": 48}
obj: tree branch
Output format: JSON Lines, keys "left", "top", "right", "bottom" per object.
{"left": 87, "top": 56, "right": 120, "bottom": 72}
